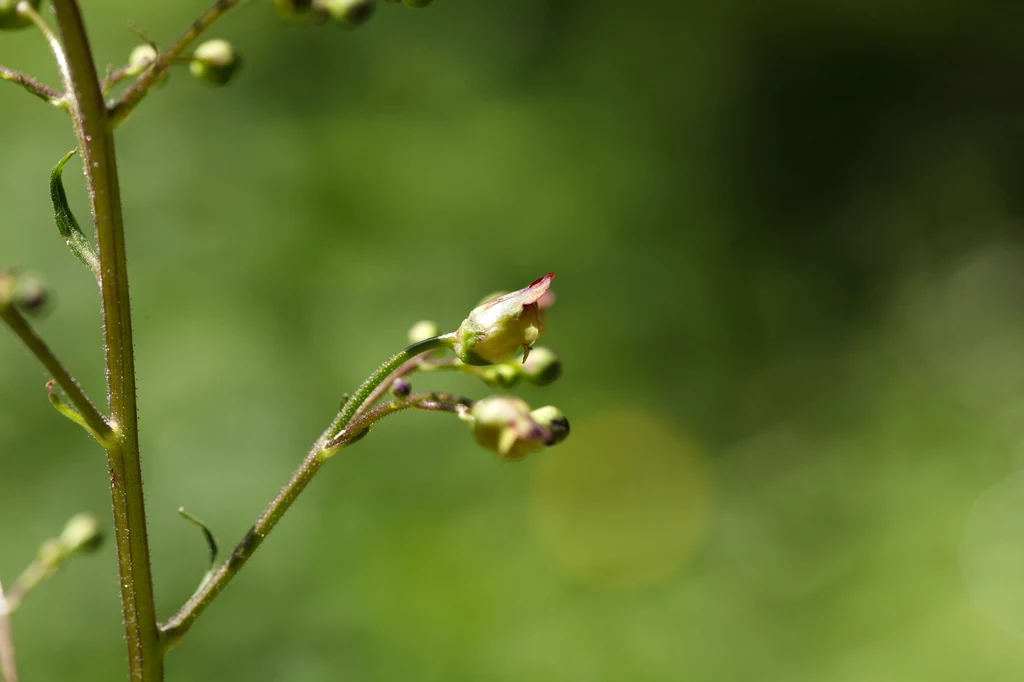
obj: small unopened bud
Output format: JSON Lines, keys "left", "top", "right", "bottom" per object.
{"left": 190, "top": 39, "right": 241, "bottom": 86}
{"left": 14, "top": 273, "right": 47, "bottom": 312}
{"left": 521, "top": 346, "right": 562, "bottom": 386}
{"left": 314, "top": 0, "right": 376, "bottom": 25}
{"left": 530, "top": 405, "right": 570, "bottom": 445}
{"left": 61, "top": 513, "right": 103, "bottom": 554}
{"left": 470, "top": 396, "right": 548, "bottom": 461}
{"left": 449, "top": 274, "right": 554, "bottom": 366}
{"left": 273, "top": 0, "right": 314, "bottom": 21}
{"left": 128, "top": 44, "right": 169, "bottom": 85}
{"left": 0, "top": 0, "right": 40, "bottom": 31}
{"left": 0, "top": 270, "right": 48, "bottom": 312}
{"left": 408, "top": 320, "right": 440, "bottom": 345}
{"left": 391, "top": 377, "right": 412, "bottom": 398}
{"left": 129, "top": 44, "right": 157, "bottom": 71}
{"left": 479, "top": 364, "right": 520, "bottom": 388}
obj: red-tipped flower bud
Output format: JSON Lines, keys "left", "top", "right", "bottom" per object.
{"left": 449, "top": 273, "right": 554, "bottom": 366}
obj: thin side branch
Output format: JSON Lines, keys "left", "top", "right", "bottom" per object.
{"left": 159, "top": 387, "right": 468, "bottom": 649}
{"left": 109, "top": 0, "right": 248, "bottom": 125}
{"left": 0, "top": 65, "right": 63, "bottom": 104}
{"left": 0, "top": 304, "right": 112, "bottom": 445}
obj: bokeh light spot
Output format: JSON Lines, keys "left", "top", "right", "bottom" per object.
{"left": 531, "top": 410, "right": 710, "bottom": 590}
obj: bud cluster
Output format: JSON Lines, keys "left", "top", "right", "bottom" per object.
{"left": 397, "top": 274, "right": 569, "bottom": 462}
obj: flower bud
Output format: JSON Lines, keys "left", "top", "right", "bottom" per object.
{"left": 273, "top": 0, "right": 314, "bottom": 21}
{"left": 0, "top": 270, "right": 48, "bottom": 313}
{"left": 314, "top": 0, "right": 376, "bottom": 25}
{"left": 61, "top": 513, "right": 103, "bottom": 554}
{"left": 469, "top": 396, "right": 548, "bottom": 461}
{"left": 0, "top": 0, "right": 40, "bottom": 31}
{"left": 479, "top": 363, "right": 520, "bottom": 388}
{"left": 530, "top": 405, "right": 570, "bottom": 445}
{"left": 520, "top": 346, "right": 562, "bottom": 386}
{"left": 128, "top": 44, "right": 169, "bottom": 85}
{"left": 408, "top": 320, "right": 440, "bottom": 345}
{"left": 190, "top": 39, "right": 241, "bottom": 86}
{"left": 391, "top": 377, "right": 412, "bottom": 398}
{"left": 449, "top": 273, "right": 554, "bottom": 366}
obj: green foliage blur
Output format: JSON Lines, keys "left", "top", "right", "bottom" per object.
{"left": 4, "top": 0, "right": 1024, "bottom": 679}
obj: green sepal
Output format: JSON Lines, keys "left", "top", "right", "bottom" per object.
{"left": 50, "top": 150, "right": 101, "bottom": 280}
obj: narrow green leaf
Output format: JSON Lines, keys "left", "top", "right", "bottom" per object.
{"left": 178, "top": 507, "right": 219, "bottom": 591}
{"left": 50, "top": 150, "right": 100, "bottom": 280}
{"left": 46, "top": 380, "right": 110, "bottom": 446}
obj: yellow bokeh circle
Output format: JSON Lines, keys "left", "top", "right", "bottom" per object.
{"left": 531, "top": 410, "right": 710, "bottom": 590}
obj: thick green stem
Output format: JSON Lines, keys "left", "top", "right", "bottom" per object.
{"left": 48, "top": 2, "right": 162, "bottom": 680}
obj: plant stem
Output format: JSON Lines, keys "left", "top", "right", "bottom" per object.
{"left": 0, "top": 305, "right": 111, "bottom": 444}
{"left": 0, "top": 581, "right": 17, "bottom": 682}
{"left": 325, "top": 391, "right": 474, "bottom": 450}
{"left": 0, "top": 65, "right": 63, "bottom": 105}
{"left": 49, "top": 2, "right": 162, "bottom": 680}
{"left": 320, "top": 334, "right": 454, "bottom": 445}
{"left": 109, "top": 0, "right": 249, "bottom": 126}
{"left": 161, "top": 340, "right": 456, "bottom": 649}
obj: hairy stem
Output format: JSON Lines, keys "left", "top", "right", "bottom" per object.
{"left": 0, "top": 305, "right": 111, "bottom": 444}
{"left": 49, "top": 1, "right": 162, "bottom": 680}
{"left": 320, "top": 334, "right": 453, "bottom": 445}
{"left": 161, "top": 340, "right": 456, "bottom": 649}
{"left": 109, "top": 0, "right": 249, "bottom": 126}
{"left": 0, "top": 65, "right": 63, "bottom": 105}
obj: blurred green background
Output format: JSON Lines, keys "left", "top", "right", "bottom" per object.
{"left": 4, "top": 0, "right": 1024, "bottom": 679}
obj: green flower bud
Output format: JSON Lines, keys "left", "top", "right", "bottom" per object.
{"left": 0, "top": 0, "right": 41, "bottom": 31}
{"left": 470, "top": 396, "right": 548, "bottom": 461}
{"left": 60, "top": 513, "right": 103, "bottom": 554}
{"left": 408, "top": 320, "right": 440, "bottom": 345}
{"left": 521, "top": 346, "right": 562, "bottom": 386}
{"left": 449, "top": 273, "right": 554, "bottom": 366}
{"left": 129, "top": 44, "right": 157, "bottom": 71}
{"left": 190, "top": 39, "right": 241, "bottom": 86}
{"left": 478, "top": 363, "right": 520, "bottom": 388}
{"left": 273, "top": 0, "right": 314, "bottom": 21}
{"left": 128, "top": 44, "right": 169, "bottom": 85}
{"left": 0, "top": 270, "right": 48, "bottom": 312}
{"left": 530, "top": 405, "right": 570, "bottom": 445}
{"left": 314, "top": 0, "right": 376, "bottom": 26}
